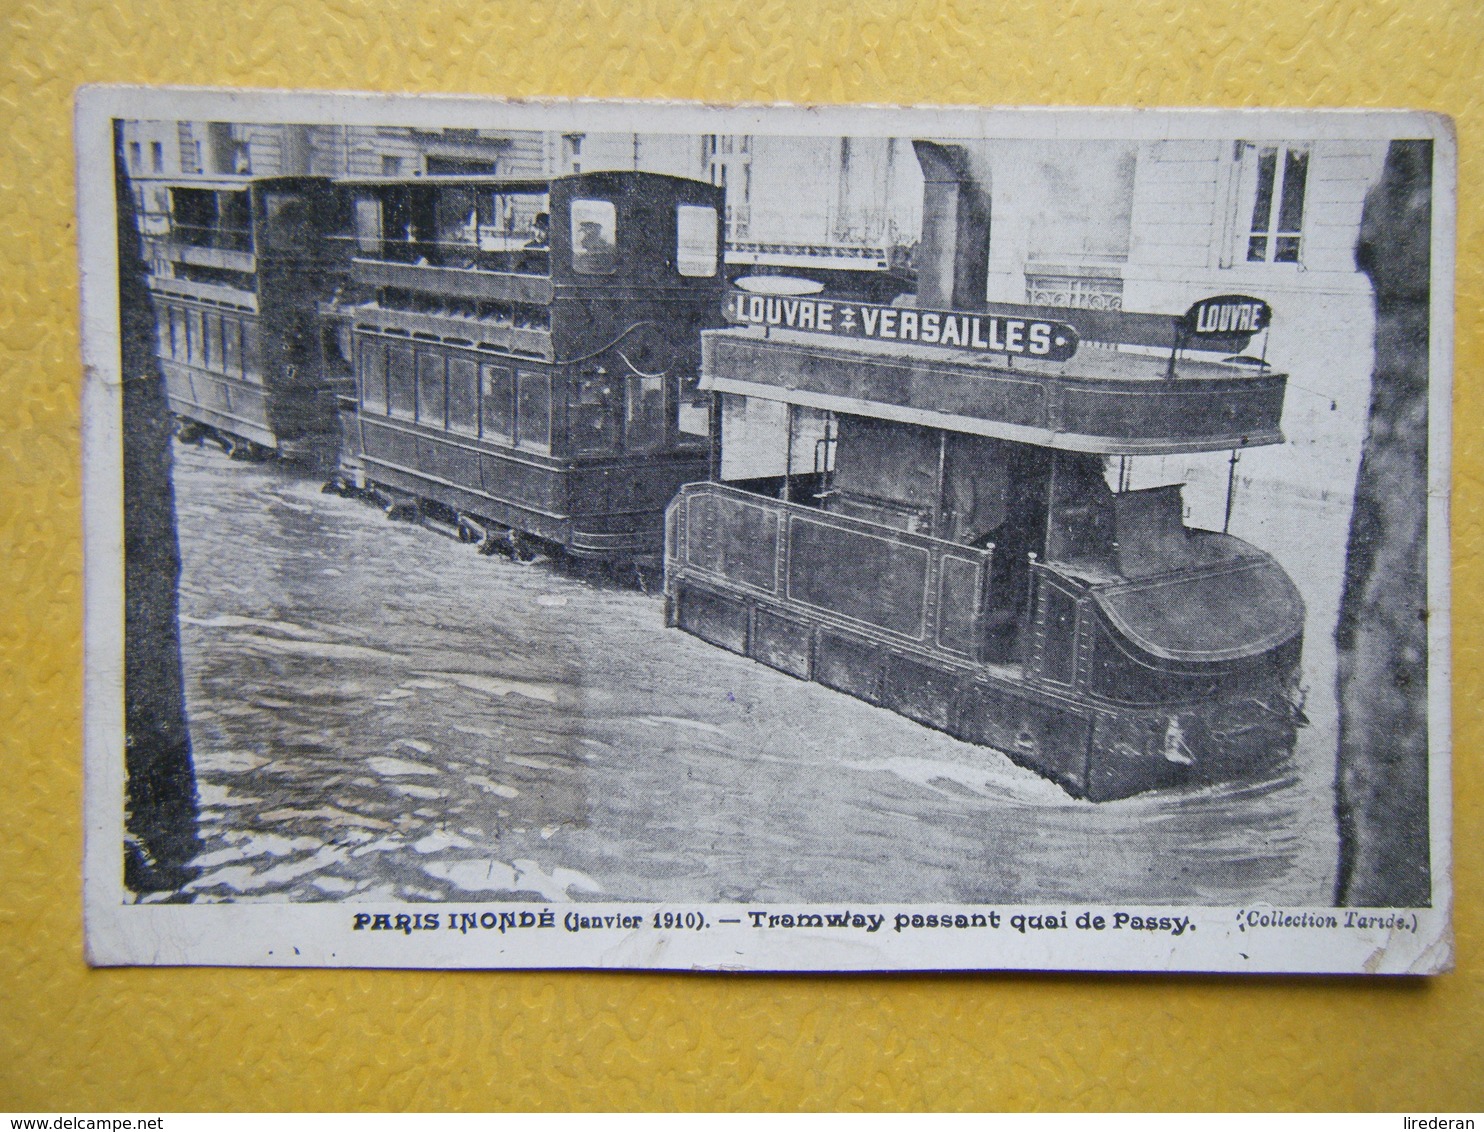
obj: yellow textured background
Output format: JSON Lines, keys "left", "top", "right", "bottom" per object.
{"left": 1, "top": 0, "right": 1480, "bottom": 1112}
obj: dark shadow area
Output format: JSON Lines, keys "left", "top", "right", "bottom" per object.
{"left": 1334, "top": 139, "right": 1434, "bottom": 907}
{"left": 117, "top": 119, "right": 201, "bottom": 892}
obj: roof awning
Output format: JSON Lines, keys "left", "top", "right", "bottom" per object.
{"left": 701, "top": 328, "right": 1288, "bottom": 456}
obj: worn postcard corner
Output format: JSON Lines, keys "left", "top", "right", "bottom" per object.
{"left": 76, "top": 88, "right": 1452, "bottom": 974}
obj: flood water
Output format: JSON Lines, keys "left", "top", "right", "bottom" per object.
{"left": 161, "top": 441, "right": 1351, "bottom": 907}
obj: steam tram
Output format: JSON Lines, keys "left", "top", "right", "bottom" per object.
{"left": 325, "top": 172, "right": 727, "bottom": 561}
{"left": 664, "top": 298, "right": 1307, "bottom": 801}
{"left": 141, "top": 176, "right": 351, "bottom": 461}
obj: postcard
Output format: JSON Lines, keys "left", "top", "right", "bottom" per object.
{"left": 78, "top": 87, "right": 1453, "bottom": 972}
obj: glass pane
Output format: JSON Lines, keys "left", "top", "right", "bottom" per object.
{"left": 354, "top": 197, "right": 382, "bottom": 254}
{"left": 1246, "top": 235, "right": 1269, "bottom": 263}
{"left": 676, "top": 205, "right": 718, "bottom": 277}
{"left": 187, "top": 309, "right": 205, "bottom": 367}
{"left": 416, "top": 351, "right": 446, "bottom": 427}
{"left": 516, "top": 371, "right": 552, "bottom": 452}
{"left": 625, "top": 373, "right": 666, "bottom": 452}
{"left": 435, "top": 188, "right": 478, "bottom": 264}
{"left": 676, "top": 374, "right": 708, "bottom": 443}
{"left": 447, "top": 358, "right": 479, "bottom": 435}
{"left": 205, "top": 314, "right": 223, "bottom": 373}
{"left": 387, "top": 344, "right": 416, "bottom": 420}
{"left": 480, "top": 364, "right": 514, "bottom": 441}
{"left": 360, "top": 340, "right": 387, "bottom": 414}
{"left": 241, "top": 320, "right": 263, "bottom": 384}
{"left": 570, "top": 199, "right": 617, "bottom": 274}
{"left": 1249, "top": 146, "right": 1277, "bottom": 234}
{"left": 221, "top": 316, "right": 242, "bottom": 378}
{"left": 570, "top": 375, "right": 616, "bottom": 454}
{"left": 1274, "top": 235, "right": 1301, "bottom": 264}
{"left": 1277, "top": 148, "right": 1309, "bottom": 234}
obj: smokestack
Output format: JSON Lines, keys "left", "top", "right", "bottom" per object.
{"left": 911, "top": 140, "right": 990, "bottom": 310}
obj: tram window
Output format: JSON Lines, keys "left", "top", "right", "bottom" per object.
{"left": 676, "top": 374, "right": 709, "bottom": 444}
{"left": 416, "top": 351, "right": 447, "bottom": 428}
{"left": 676, "top": 205, "right": 719, "bottom": 277}
{"left": 435, "top": 189, "right": 478, "bottom": 265}
{"left": 447, "top": 357, "right": 479, "bottom": 436}
{"left": 386, "top": 344, "right": 416, "bottom": 420}
{"left": 570, "top": 199, "right": 617, "bottom": 275}
{"left": 516, "top": 371, "right": 552, "bottom": 453}
{"left": 187, "top": 309, "right": 205, "bottom": 368}
{"left": 570, "top": 375, "right": 617, "bottom": 454}
{"left": 221, "top": 317, "right": 242, "bottom": 378}
{"left": 241, "top": 320, "right": 263, "bottom": 384}
{"left": 480, "top": 364, "right": 514, "bottom": 441}
{"left": 354, "top": 198, "right": 383, "bottom": 255}
{"left": 625, "top": 374, "right": 666, "bottom": 452}
{"left": 359, "top": 340, "right": 387, "bottom": 414}
{"left": 205, "top": 314, "right": 224, "bottom": 374}
{"left": 169, "top": 307, "right": 186, "bottom": 360}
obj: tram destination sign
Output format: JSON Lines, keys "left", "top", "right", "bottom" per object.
{"left": 726, "top": 290, "right": 1080, "bottom": 362}
{"left": 1178, "top": 294, "right": 1273, "bottom": 340}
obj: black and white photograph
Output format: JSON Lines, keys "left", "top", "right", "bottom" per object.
{"left": 78, "top": 90, "right": 1453, "bottom": 973}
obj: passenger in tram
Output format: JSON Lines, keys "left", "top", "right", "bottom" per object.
{"left": 517, "top": 212, "right": 550, "bottom": 273}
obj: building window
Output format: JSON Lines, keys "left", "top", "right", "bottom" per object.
{"left": 128, "top": 142, "right": 142, "bottom": 172}
{"left": 1241, "top": 143, "right": 1309, "bottom": 264}
{"left": 561, "top": 133, "right": 583, "bottom": 174}
{"left": 381, "top": 155, "right": 403, "bottom": 176}
{"left": 151, "top": 141, "right": 164, "bottom": 173}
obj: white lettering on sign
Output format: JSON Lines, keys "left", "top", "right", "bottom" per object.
{"left": 1195, "top": 301, "right": 1263, "bottom": 334}
{"left": 725, "top": 292, "right": 1079, "bottom": 361}
{"left": 1181, "top": 294, "right": 1273, "bottom": 340}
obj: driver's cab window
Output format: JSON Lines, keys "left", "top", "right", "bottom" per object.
{"left": 570, "top": 199, "right": 617, "bottom": 274}
{"left": 676, "top": 205, "right": 718, "bottom": 277}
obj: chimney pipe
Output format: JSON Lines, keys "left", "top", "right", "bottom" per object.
{"left": 911, "top": 140, "right": 990, "bottom": 311}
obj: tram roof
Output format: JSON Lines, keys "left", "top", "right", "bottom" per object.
{"left": 333, "top": 171, "right": 705, "bottom": 189}
{"left": 702, "top": 327, "right": 1290, "bottom": 456}
{"left": 129, "top": 175, "right": 325, "bottom": 191}
{"left": 334, "top": 174, "right": 554, "bottom": 190}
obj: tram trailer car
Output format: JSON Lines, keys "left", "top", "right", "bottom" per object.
{"left": 140, "top": 175, "right": 353, "bottom": 462}
{"left": 328, "top": 172, "right": 727, "bottom": 562}
{"left": 664, "top": 295, "right": 1307, "bottom": 802}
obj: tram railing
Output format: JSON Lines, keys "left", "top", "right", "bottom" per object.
{"left": 666, "top": 481, "right": 996, "bottom": 664}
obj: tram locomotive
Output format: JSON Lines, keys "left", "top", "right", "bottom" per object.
{"left": 140, "top": 175, "right": 352, "bottom": 461}
{"left": 663, "top": 144, "right": 1306, "bottom": 802}
{"left": 323, "top": 172, "right": 727, "bottom": 561}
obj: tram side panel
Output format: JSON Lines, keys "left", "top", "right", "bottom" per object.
{"left": 338, "top": 171, "right": 725, "bottom": 560}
